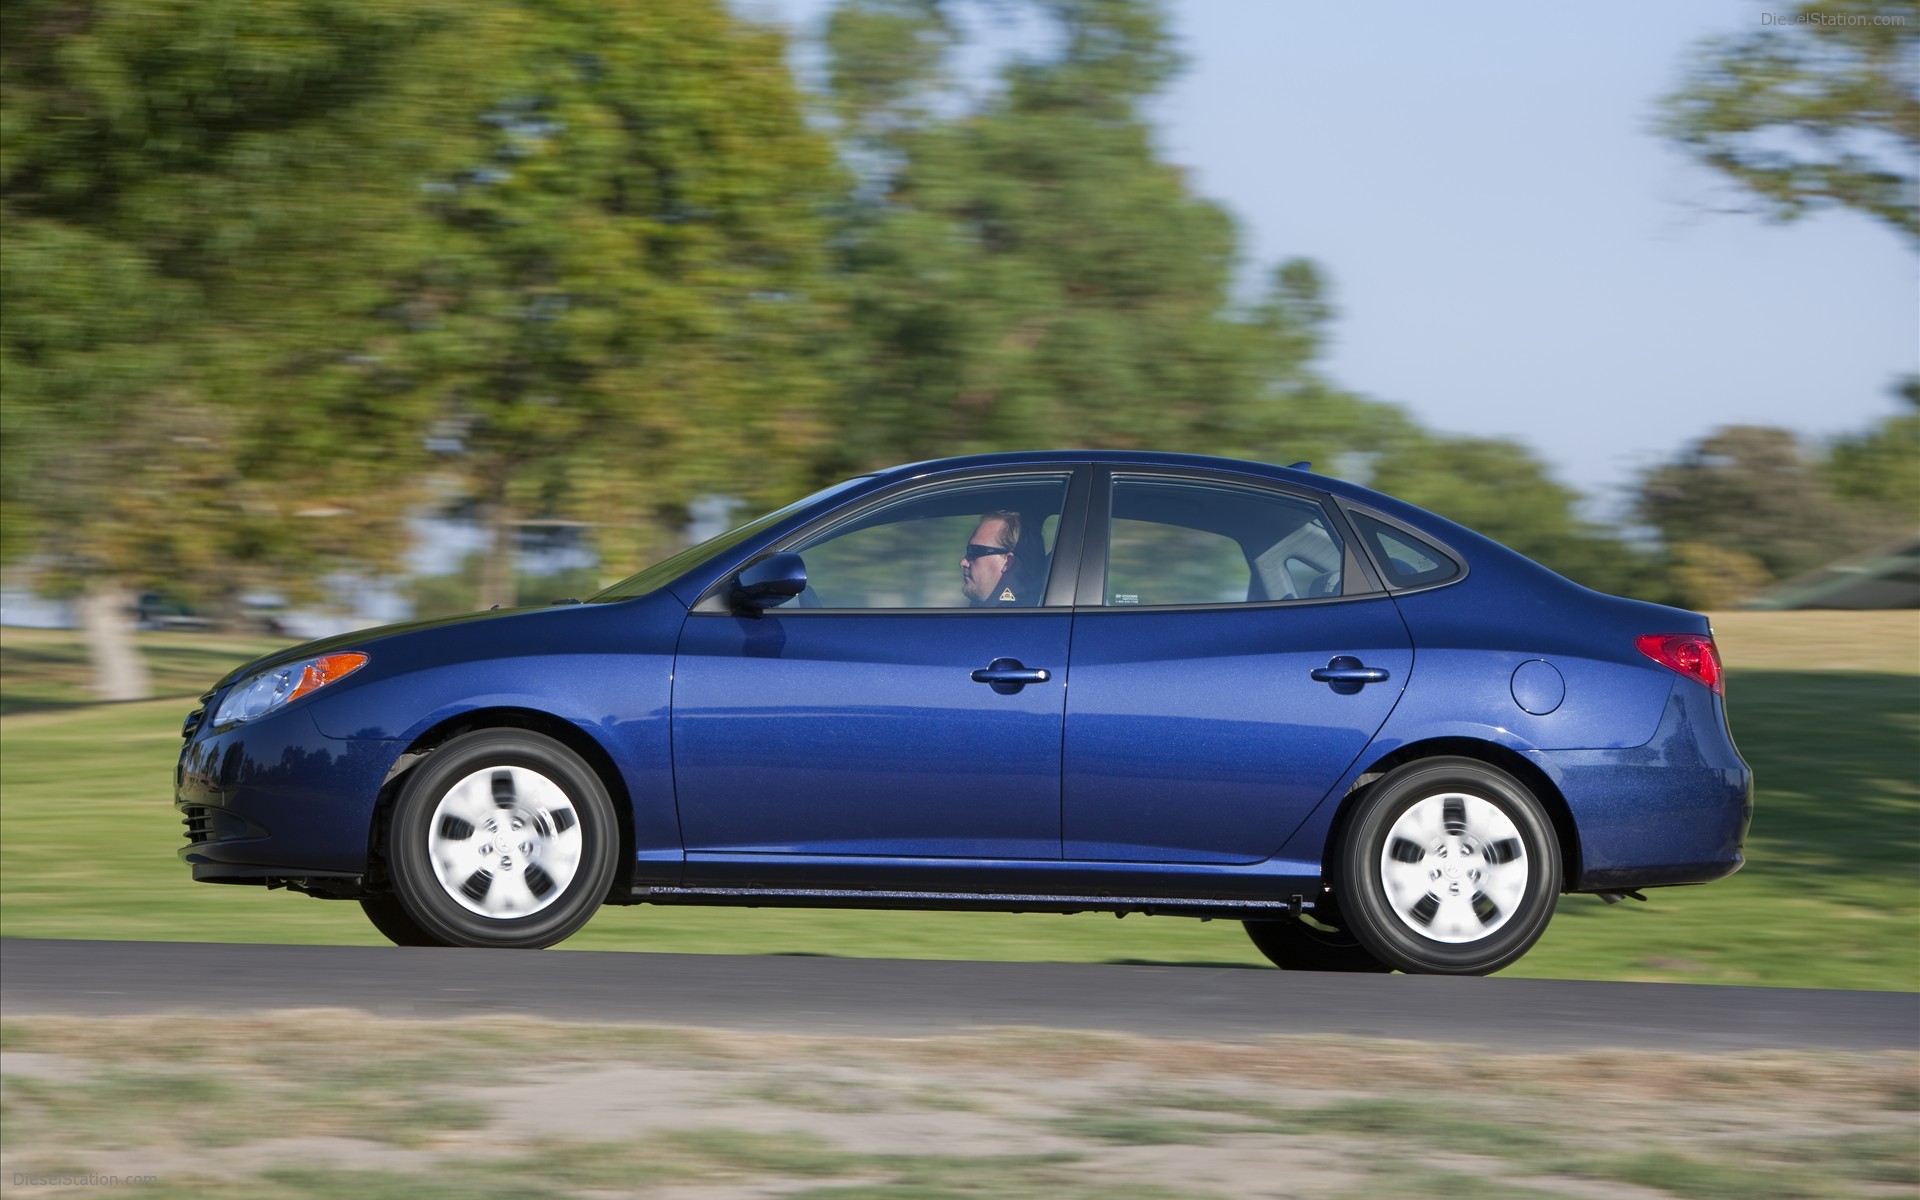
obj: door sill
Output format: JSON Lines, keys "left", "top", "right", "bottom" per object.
{"left": 632, "top": 884, "right": 1310, "bottom": 919}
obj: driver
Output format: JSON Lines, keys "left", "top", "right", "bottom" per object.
{"left": 961, "top": 510, "right": 1032, "bottom": 607}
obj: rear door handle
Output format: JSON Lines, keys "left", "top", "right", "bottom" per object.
{"left": 1311, "top": 656, "right": 1390, "bottom": 687}
{"left": 972, "top": 657, "right": 1052, "bottom": 694}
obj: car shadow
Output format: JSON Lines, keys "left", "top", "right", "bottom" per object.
{"left": 765, "top": 952, "right": 1270, "bottom": 969}
{"left": 1102, "top": 958, "right": 1272, "bottom": 970}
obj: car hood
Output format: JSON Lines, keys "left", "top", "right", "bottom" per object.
{"left": 211, "top": 603, "right": 590, "bottom": 691}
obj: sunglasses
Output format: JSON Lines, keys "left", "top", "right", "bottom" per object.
{"left": 963, "top": 543, "right": 1014, "bottom": 561}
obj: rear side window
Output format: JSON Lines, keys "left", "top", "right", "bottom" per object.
{"left": 1105, "top": 475, "right": 1349, "bottom": 606}
{"left": 1349, "top": 512, "right": 1462, "bottom": 589}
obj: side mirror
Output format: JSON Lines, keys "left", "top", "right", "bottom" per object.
{"left": 733, "top": 552, "right": 807, "bottom": 610}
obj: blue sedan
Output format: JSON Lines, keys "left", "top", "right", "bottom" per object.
{"left": 176, "top": 452, "right": 1751, "bottom": 974}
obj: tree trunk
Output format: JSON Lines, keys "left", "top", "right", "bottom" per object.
{"left": 477, "top": 500, "right": 518, "bottom": 611}
{"left": 77, "top": 583, "right": 152, "bottom": 702}
{"left": 215, "top": 586, "right": 251, "bottom": 634}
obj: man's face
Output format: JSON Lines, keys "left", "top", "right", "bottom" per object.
{"left": 961, "top": 518, "right": 1014, "bottom": 604}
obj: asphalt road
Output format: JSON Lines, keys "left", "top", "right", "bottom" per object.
{"left": 3, "top": 938, "right": 1913, "bottom": 1051}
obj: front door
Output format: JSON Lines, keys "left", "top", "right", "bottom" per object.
{"left": 672, "top": 470, "right": 1083, "bottom": 860}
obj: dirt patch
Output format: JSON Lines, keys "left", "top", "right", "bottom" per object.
{"left": 3, "top": 1012, "right": 1916, "bottom": 1199}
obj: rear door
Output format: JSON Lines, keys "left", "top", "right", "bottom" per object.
{"left": 1063, "top": 469, "right": 1413, "bottom": 863}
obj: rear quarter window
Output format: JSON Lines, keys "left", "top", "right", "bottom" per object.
{"left": 1349, "top": 512, "right": 1463, "bottom": 589}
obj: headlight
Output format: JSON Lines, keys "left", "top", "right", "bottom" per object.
{"left": 213, "top": 652, "right": 368, "bottom": 729}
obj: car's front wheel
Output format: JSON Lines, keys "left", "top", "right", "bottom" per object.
{"left": 373, "top": 729, "right": 618, "bottom": 949}
{"left": 357, "top": 892, "right": 442, "bottom": 946}
{"left": 1336, "top": 757, "right": 1561, "bottom": 976}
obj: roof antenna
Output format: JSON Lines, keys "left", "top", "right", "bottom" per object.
{"left": 1286, "top": 461, "right": 1312, "bottom": 471}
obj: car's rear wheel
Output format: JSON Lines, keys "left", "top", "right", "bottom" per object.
{"left": 1243, "top": 915, "right": 1392, "bottom": 972}
{"left": 374, "top": 729, "right": 617, "bottom": 949}
{"left": 1337, "top": 757, "right": 1560, "bottom": 976}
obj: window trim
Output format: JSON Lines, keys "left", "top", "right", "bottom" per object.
{"left": 1077, "top": 467, "right": 1386, "bottom": 612}
{"left": 691, "top": 465, "right": 1093, "bottom": 615}
{"left": 1334, "top": 500, "right": 1471, "bottom": 595}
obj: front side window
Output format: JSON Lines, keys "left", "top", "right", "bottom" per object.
{"left": 1105, "top": 475, "right": 1348, "bottom": 607}
{"left": 785, "top": 474, "right": 1070, "bottom": 609}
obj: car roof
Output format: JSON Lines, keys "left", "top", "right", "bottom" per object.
{"left": 876, "top": 450, "right": 1309, "bottom": 482}
{"left": 869, "top": 450, "right": 1386, "bottom": 505}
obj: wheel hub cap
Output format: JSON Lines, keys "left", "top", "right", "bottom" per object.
{"left": 1379, "top": 792, "right": 1527, "bottom": 943}
{"left": 427, "top": 766, "right": 583, "bottom": 919}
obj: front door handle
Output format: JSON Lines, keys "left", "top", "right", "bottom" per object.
{"left": 1311, "top": 655, "right": 1390, "bottom": 692}
{"left": 971, "top": 657, "right": 1052, "bottom": 694}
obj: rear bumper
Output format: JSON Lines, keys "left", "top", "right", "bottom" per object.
{"left": 1530, "top": 682, "right": 1752, "bottom": 891}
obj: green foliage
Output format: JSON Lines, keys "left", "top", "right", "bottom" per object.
{"left": 1660, "top": 0, "right": 1920, "bottom": 244}
{"left": 1666, "top": 542, "right": 1775, "bottom": 609}
{"left": 0, "top": 218, "right": 186, "bottom": 565}
{"left": 1636, "top": 424, "right": 1875, "bottom": 585}
{"left": 0, "top": 0, "right": 489, "bottom": 604}
{"left": 1824, "top": 376, "right": 1920, "bottom": 519}
{"left": 1637, "top": 399, "right": 1914, "bottom": 602}
{"left": 392, "top": 1, "right": 850, "bottom": 605}
{"left": 819, "top": 0, "right": 1370, "bottom": 472}
{"left": 1, "top": 0, "right": 848, "bottom": 615}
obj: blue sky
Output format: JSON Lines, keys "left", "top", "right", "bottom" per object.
{"left": 755, "top": 0, "right": 1915, "bottom": 513}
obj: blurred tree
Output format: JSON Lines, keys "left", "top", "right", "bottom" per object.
{"left": 1636, "top": 425, "right": 1869, "bottom": 585}
{"left": 1666, "top": 542, "right": 1776, "bottom": 610}
{"left": 816, "top": 0, "right": 1651, "bottom": 595}
{"left": 818, "top": 0, "right": 1327, "bottom": 469}
{"left": 1660, "top": 0, "right": 1920, "bottom": 244}
{"left": 0, "top": 222, "right": 183, "bottom": 698}
{"left": 1824, "top": 375, "right": 1920, "bottom": 519}
{"left": 3, "top": 0, "right": 848, "bottom": 683}
{"left": 1658, "top": 4, "right": 1916, "bottom": 599}
{"left": 406, "top": 550, "right": 602, "bottom": 620}
{"left": 1370, "top": 435, "right": 1669, "bottom": 600}
{"left": 1, "top": 0, "right": 492, "bottom": 696}
{"left": 395, "top": 2, "right": 847, "bottom": 608}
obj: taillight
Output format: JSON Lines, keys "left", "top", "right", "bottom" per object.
{"left": 1636, "top": 633, "right": 1724, "bottom": 695}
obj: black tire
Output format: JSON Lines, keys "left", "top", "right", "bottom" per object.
{"left": 1336, "top": 757, "right": 1561, "bottom": 976}
{"left": 380, "top": 729, "right": 618, "bottom": 949}
{"left": 1244, "top": 916, "right": 1392, "bottom": 972}
{"left": 358, "top": 892, "right": 447, "bottom": 946}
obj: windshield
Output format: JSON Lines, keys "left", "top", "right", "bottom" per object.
{"left": 587, "top": 477, "right": 872, "bottom": 603}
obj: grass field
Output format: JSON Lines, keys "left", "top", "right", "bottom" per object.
{"left": 1, "top": 613, "right": 1914, "bottom": 989}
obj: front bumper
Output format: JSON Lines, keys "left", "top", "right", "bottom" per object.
{"left": 175, "top": 703, "right": 401, "bottom": 885}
